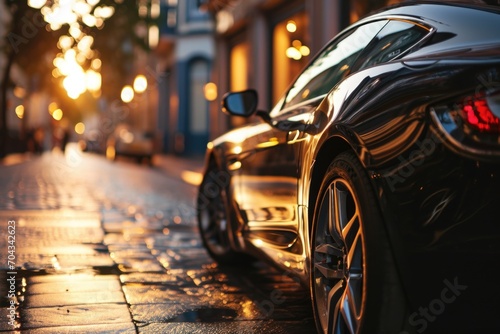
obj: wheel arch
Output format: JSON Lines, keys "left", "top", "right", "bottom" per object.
{"left": 307, "top": 136, "right": 356, "bottom": 230}
{"left": 203, "top": 148, "right": 219, "bottom": 170}
{"left": 201, "top": 146, "right": 228, "bottom": 178}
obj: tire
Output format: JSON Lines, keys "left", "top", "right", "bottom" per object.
{"left": 197, "top": 167, "right": 239, "bottom": 264}
{"left": 311, "top": 152, "right": 407, "bottom": 334}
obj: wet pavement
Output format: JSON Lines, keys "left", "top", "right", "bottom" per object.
{"left": 0, "top": 146, "right": 315, "bottom": 333}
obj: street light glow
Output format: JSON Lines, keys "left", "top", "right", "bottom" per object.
{"left": 52, "top": 68, "right": 61, "bottom": 78}
{"left": 13, "top": 87, "right": 26, "bottom": 99}
{"left": 28, "top": 0, "right": 47, "bottom": 9}
{"left": 286, "top": 47, "right": 302, "bottom": 60}
{"left": 94, "top": 6, "right": 115, "bottom": 19}
{"left": 75, "top": 122, "right": 85, "bottom": 135}
{"left": 204, "top": 82, "right": 218, "bottom": 101}
{"left": 286, "top": 20, "right": 297, "bottom": 33}
{"left": 300, "top": 45, "right": 310, "bottom": 56}
{"left": 72, "top": 1, "right": 92, "bottom": 16}
{"left": 95, "top": 18, "right": 104, "bottom": 29}
{"left": 149, "top": 25, "right": 159, "bottom": 49}
{"left": 63, "top": 69, "right": 86, "bottom": 99}
{"left": 64, "top": 48, "right": 77, "bottom": 63}
{"left": 48, "top": 102, "right": 59, "bottom": 115}
{"left": 83, "top": 13, "right": 97, "bottom": 27}
{"left": 15, "top": 105, "right": 25, "bottom": 119}
{"left": 85, "top": 69, "right": 102, "bottom": 92}
{"left": 52, "top": 108, "right": 63, "bottom": 121}
{"left": 33, "top": 0, "right": 116, "bottom": 99}
{"left": 58, "top": 35, "right": 74, "bottom": 50}
{"left": 134, "top": 75, "right": 148, "bottom": 93}
{"left": 121, "top": 85, "right": 134, "bottom": 103}
{"left": 77, "top": 35, "right": 94, "bottom": 53}
{"left": 91, "top": 58, "right": 102, "bottom": 70}
{"left": 69, "top": 24, "right": 82, "bottom": 39}
{"left": 151, "top": 0, "right": 161, "bottom": 19}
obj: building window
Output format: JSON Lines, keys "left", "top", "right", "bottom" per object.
{"left": 230, "top": 41, "right": 249, "bottom": 92}
{"left": 189, "top": 59, "right": 209, "bottom": 134}
{"left": 272, "top": 10, "right": 309, "bottom": 104}
{"left": 167, "top": 9, "right": 177, "bottom": 27}
{"left": 161, "top": 0, "right": 177, "bottom": 34}
{"left": 187, "top": 0, "right": 210, "bottom": 22}
{"left": 229, "top": 39, "right": 249, "bottom": 127}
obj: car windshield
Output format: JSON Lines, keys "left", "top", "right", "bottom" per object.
{"left": 283, "top": 20, "right": 387, "bottom": 108}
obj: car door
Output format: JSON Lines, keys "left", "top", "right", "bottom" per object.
{"left": 232, "top": 19, "right": 389, "bottom": 250}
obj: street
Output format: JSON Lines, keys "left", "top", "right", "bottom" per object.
{"left": 0, "top": 146, "right": 315, "bottom": 333}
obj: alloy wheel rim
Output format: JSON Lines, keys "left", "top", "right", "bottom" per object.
{"left": 313, "top": 178, "right": 365, "bottom": 334}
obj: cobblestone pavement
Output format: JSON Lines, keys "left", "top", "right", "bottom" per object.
{"left": 0, "top": 147, "right": 315, "bottom": 333}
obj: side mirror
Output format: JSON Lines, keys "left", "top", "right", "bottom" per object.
{"left": 222, "top": 89, "right": 258, "bottom": 117}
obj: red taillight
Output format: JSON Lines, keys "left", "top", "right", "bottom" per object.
{"left": 461, "top": 97, "right": 500, "bottom": 133}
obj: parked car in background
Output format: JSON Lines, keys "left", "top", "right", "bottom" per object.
{"left": 79, "top": 128, "right": 105, "bottom": 154}
{"left": 197, "top": 2, "right": 500, "bottom": 333}
{"left": 106, "top": 124, "right": 156, "bottom": 165}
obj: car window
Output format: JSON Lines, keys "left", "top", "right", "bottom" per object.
{"left": 280, "top": 20, "right": 387, "bottom": 111}
{"left": 355, "top": 20, "right": 431, "bottom": 70}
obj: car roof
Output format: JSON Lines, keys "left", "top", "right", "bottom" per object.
{"left": 368, "top": 0, "right": 500, "bottom": 17}
{"left": 343, "top": 1, "right": 500, "bottom": 59}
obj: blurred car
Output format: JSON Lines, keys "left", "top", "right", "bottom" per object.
{"left": 107, "top": 124, "right": 155, "bottom": 165}
{"left": 197, "top": 2, "right": 500, "bottom": 333}
{"left": 80, "top": 128, "right": 106, "bottom": 154}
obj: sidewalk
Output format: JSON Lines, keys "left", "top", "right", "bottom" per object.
{"left": 0, "top": 148, "right": 203, "bottom": 333}
{"left": 0, "top": 152, "right": 35, "bottom": 166}
{"left": 0, "top": 146, "right": 316, "bottom": 334}
{"left": 1, "top": 146, "right": 206, "bottom": 187}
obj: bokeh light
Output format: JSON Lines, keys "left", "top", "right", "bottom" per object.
{"left": 28, "top": 0, "right": 46, "bottom": 9}
{"left": 48, "top": 102, "right": 59, "bottom": 115}
{"left": 149, "top": 25, "right": 159, "bottom": 49}
{"left": 38, "top": 0, "right": 116, "bottom": 99}
{"left": 15, "top": 105, "right": 25, "bottom": 119}
{"left": 121, "top": 85, "right": 134, "bottom": 103}
{"left": 204, "top": 82, "right": 218, "bottom": 101}
{"left": 75, "top": 122, "right": 85, "bottom": 134}
{"left": 85, "top": 70, "right": 102, "bottom": 92}
{"left": 286, "top": 20, "right": 297, "bottom": 33}
{"left": 52, "top": 108, "right": 63, "bottom": 121}
{"left": 133, "top": 75, "right": 148, "bottom": 93}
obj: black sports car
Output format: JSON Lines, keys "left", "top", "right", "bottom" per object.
{"left": 197, "top": 2, "right": 500, "bottom": 333}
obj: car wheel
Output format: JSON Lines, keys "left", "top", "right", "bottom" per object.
{"left": 311, "top": 152, "right": 406, "bottom": 334}
{"left": 197, "top": 167, "right": 239, "bottom": 264}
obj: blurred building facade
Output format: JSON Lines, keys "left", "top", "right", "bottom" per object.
{"left": 0, "top": 2, "right": 49, "bottom": 154}
{"left": 156, "top": 0, "right": 215, "bottom": 156}
{"left": 196, "top": 0, "right": 403, "bottom": 142}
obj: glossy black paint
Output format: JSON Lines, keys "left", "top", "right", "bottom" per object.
{"left": 199, "top": 2, "right": 500, "bottom": 332}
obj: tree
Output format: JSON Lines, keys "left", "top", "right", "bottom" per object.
{"left": 0, "top": 0, "right": 152, "bottom": 157}
{"left": 1, "top": 1, "right": 59, "bottom": 157}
